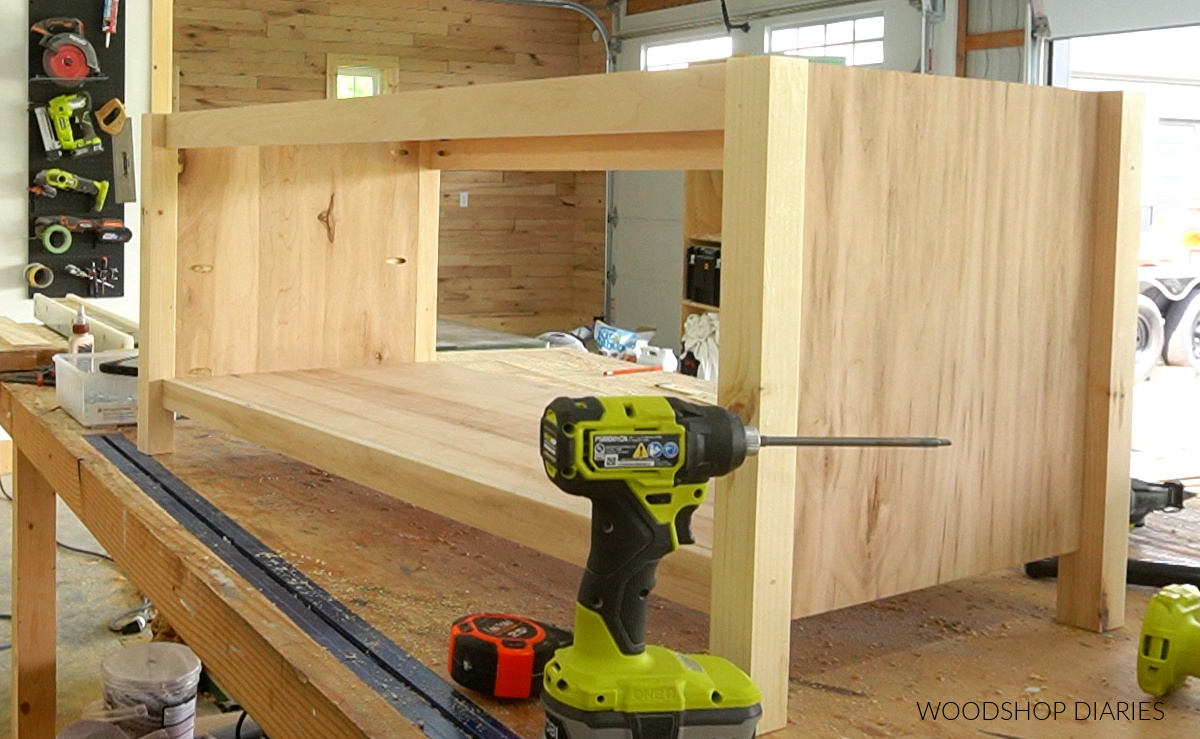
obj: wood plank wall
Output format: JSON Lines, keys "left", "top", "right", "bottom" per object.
{"left": 174, "top": 0, "right": 608, "bottom": 335}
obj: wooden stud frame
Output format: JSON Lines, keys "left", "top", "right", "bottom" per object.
{"left": 136, "top": 57, "right": 1142, "bottom": 733}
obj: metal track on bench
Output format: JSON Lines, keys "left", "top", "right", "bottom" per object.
{"left": 89, "top": 433, "right": 521, "bottom": 739}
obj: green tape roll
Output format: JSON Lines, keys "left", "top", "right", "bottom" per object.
{"left": 40, "top": 224, "right": 72, "bottom": 254}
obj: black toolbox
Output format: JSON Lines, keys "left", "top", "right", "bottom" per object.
{"left": 685, "top": 245, "right": 721, "bottom": 307}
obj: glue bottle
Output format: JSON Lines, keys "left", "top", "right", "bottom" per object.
{"left": 68, "top": 306, "right": 94, "bottom": 354}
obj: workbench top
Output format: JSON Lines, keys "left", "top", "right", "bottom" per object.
{"left": 6, "top": 380, "right": 1200, "bottom": 738}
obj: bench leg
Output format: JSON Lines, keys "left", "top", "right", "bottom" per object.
{"left": 12, "top": 449, "right": 58, "bottom": 737}
{"left": 710, "top": 56, "right": 810, "bottom": 734}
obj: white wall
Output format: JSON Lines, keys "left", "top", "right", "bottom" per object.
{"left": 1044, "top": 0, "right": 1200, "bottom": 39}
{"left": 0, "top": 1, "right": 148, "bottom": 324}
{"left": 610, "top": 0, "right": 958, "bottom": 348}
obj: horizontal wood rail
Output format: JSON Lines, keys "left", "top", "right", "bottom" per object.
{"left": 964, "top": 29, "right": 1027, "bottom": 52}
{"left": 429, "top": 131, "right": 724, "bottom": 171}
{"left": 164, "top": 65, "right": 726, "bottom": 150}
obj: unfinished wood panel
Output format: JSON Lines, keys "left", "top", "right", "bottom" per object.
{"left": 175, "top": 0, "right": 612, "bottom": 333}
{"left": 11, "top": 450, "right": 57, "bottom": 739}
{"left": 176, "top": 142, "right": 435, "bottom": 376}
{"left": 161, "top": 351, "right": 716, "bottom": 612}
{"left": 165, "top": 66, "right": 725, "bottom": 149}
{"left": 139, "top": 115, "right": 180, "bottom": 454}
{"left": 684, "top": 170, "right": 723, "bottom": 239}
{"left": 710, "top": 56, "right": 807, "bottom": 735}
{"left": 791, "top": 66, "right": 1104, "bottom": 618}
{"left": 152, "top": 0, "right": 174, "bottom": 112}
{"left": 1056, "top": 92, "right": 1143, "bottom": 632}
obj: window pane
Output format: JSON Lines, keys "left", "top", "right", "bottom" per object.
{"left": 794, "top": 47, "right": 826, "bottom": 58}
{"left": 824, "top": 43, "right": 853, "bottom": 62}
{"left": 855, "top": 16, "right": 885, "bottom": 41}
{"left": 336, "top": 76, "right": 355, "bottom": 99}
{"left": 796, "top": 25, "right": 825, "bottom": 49}
{"left": 354, "top": 75, "right": 374, "bottom": 97}
{"left": 826, "top": 20, "right": 854, "bottom": 45}
{"left": 644, "top": 35, "right": 732, "bottom": 71}
{"left": 854, "top": 40, "right": 884, "bottom": 65}
{"left": 770, "top": 27, "right": 798, "bottom": 52}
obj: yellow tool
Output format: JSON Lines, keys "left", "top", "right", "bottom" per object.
{"left": 1139, "top": 584, "right": 1200, "bottom": 697}
{"left": 539, "top": 395, "right": 950, "bottom": 738}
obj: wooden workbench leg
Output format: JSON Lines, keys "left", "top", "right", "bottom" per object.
{"left": 12, "top": 449, "right": 57, "bottom": 738}
{"left": 710, "top": 56, "right": 809, "bottom": 735}
{"left": 138, "top": 113, "right": 180, "bottom": 455}
{"left": 413, "top": 141, "right": 441, "bottom": 362}
{"left": 1056, "top": 92, "right": 1144, "bottom": 631}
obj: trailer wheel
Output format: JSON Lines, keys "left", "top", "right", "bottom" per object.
{"left": 1136, "top": 294, "right": 1164, "bottom": 382}
{"left": 1164, "top": 292, "right": 1200, "bottom": 369}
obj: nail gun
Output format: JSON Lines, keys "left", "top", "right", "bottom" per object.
{"left": 33, "top": 93, "right": 103, "bottom": 159}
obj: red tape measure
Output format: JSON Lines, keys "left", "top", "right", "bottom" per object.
{"left": 448, "top": 613, "right": 573, "bottom": 699}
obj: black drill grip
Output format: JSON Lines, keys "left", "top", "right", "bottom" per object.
{"left": 577, "top": 481, "right": 675, "bottom": 655}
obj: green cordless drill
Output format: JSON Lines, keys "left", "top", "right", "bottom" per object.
{"left": 539, "top": 396, "right": 949, "bottom": 739}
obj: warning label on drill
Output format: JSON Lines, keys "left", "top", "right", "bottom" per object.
{"left": 592, "top": 434, "right": 681, "bottom": 469}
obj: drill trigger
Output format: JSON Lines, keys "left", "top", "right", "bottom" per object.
{"left": 675, "top": 505, "right": 697, "bottom": 546}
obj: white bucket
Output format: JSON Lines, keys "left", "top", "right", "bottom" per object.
{"left": 101, "top": 643, "right": 202, "bottom": 739}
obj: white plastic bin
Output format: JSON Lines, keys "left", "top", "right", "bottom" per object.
{"left": 53, "top": 351, "right": 138, "bottom": 427}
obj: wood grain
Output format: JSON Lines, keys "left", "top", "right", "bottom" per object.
{"left": 139, "top": 114, "right": 179, "bottom": 454}
{"left": 175, "top": 0, "right": 610, "bottom": 331}
{"left": 710, "top": 56, "right": 807, "bottom": 735}
{"left": 431, "top": 131, "right": 723, "bottom": 171}
{"left": 4, "top": 385, "right": 425, "bottom": 739}
{"left": 165, "top": 66, "right": 726, "bottom": 149}
{"left": 162, "top": 350, "right": 717, "bottom": 612}
{"left": 175, "top": 142, "right": 433, "bottom": 376}
{"left": 1056, "top": 92, "right": 1144, "bottom": 631}
{"left": 791, "top": 65, "right": 1108, "bottom": 617}
{"left": 11, "top": 450, "right": 57, "bottom": 739}
{"left": 152, "top": 0, "right": 174, "bottom": 112}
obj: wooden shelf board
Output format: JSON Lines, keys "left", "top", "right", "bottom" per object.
{"left": 688, "top": 233, "right": 722, "bottom": 245}
{"left": 161, "top": 349, "right": 716, "bottom": 611}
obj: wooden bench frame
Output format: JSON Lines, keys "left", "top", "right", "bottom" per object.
{"left": 139, "top": 56, "right": 1142, "bottom": 733}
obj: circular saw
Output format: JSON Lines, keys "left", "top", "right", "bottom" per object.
{"left": 31, "top": 18, "right": 101, "bottom": 86}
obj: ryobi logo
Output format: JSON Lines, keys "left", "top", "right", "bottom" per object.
{"left": 632, "top": 686, "right": 676, "bottom": 702}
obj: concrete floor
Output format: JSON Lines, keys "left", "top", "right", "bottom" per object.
{"left": 2, "top": 367, "right": 1200, "bottom": 737}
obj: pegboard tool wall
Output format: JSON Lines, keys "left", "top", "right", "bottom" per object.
{"left": 27, "top": 0, "right": 126, "bottom": 298}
